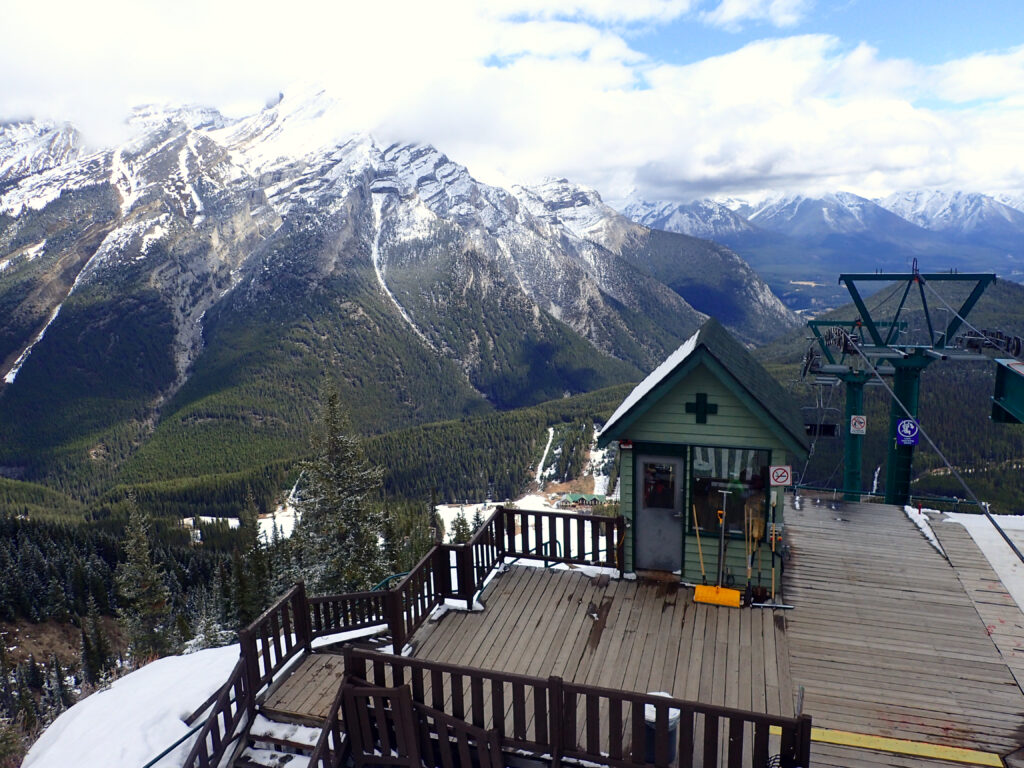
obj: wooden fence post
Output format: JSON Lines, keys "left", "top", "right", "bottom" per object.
{"left": 295, "top": 581, "right": 312, "bottom": 652}
{"left": 434, "top": 546, "right": 453, "bottom": 599}
{"left": 494, "top": 509, "right": 505, "bottom": 557}
{"left": 238, "top": 627, "right": 259, "bottom": 717}
{"left": 386, "top": 588, "right": 406, "bottom": 652}
{"left": 457, "top": 545, "right": 474, "bottom": 611}
{"left": 548, "top": 676, "right": 564, "bottom": 768}
{"left": 797, "top": 714, "right": 813, "bottom": 767}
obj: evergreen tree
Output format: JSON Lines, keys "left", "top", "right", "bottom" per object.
{"left": 0, "top": 716, "right": 21, "bottom": 768}
{"left": 0, "top": 644, "right": 12, "bottom": 715}
{"left": 232, "top": 489, "right": 268, "bottom": 626}
{"left": 451, "top": 510, "right": 472, "bottom": 544}
{"left": 291, "top": 392, "right": 386, "bottom": 593}
{"left": 114, "top": 497, "right": 172, "bottom": 664}
{"left": 471, "top": 508, "right": 485, "bottom": 532}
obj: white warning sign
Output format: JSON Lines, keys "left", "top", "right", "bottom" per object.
{"left": 850, "top": 414, "right": 866, "bottom": 435}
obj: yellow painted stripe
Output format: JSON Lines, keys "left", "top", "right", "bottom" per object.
{"left": 766, "top": 725, "right": 1003, "bottom": 766}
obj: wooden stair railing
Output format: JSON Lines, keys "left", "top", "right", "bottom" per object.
{"left": 183, "top": 506, "right": 627, "bottom": 768}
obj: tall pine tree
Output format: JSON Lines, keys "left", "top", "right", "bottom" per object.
{"left": 114, "top": 497, "right": 172, "bottom": 664}
{"left": 292, "top": 392, "right": 386, "bottom": 593}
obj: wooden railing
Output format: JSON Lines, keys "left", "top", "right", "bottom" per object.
{"left": 239, "top": 582, "right": 311, "bottom": 702}
{"left": 307, "top": 678, "right": 350, "bottom": 768}
{"left": 184, "top": 505, "right": 626, "bottom": 768}
{"left": 309, "top": 590, "right": 388, "bottom": 639}
{"left": 504, "top": 508, "right": 625, "bottom": 569}
{"left": 388, "top": 546, "right": 446, "bottom": 650}
{"left": 343, "top": 648, "right": 812, "bottom": 768}
{"left": 180, "top": 659, "right": 250, "bottom": 768}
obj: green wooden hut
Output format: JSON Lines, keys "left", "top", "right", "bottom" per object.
{"left": 597, "top": 318, "right": 808, "bottom": 589}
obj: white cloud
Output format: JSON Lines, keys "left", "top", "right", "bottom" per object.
{"left": 484, "top": 0, "right": 696, "bottom": 23}
{"left": 701, "top": 0, "right": 813, "bottom": 30}
{"left": 0, "top": 1, "right": 1022, "bottom": 202}
{"left": 931, "top": 45, "right": 1024, "bottom": 103}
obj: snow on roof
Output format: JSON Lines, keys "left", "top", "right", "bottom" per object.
{"left": 598, "top": 328, "right": 701, "bottom": 441}
{"left": 24, "top": 644, "right": 240, "bottom": 768}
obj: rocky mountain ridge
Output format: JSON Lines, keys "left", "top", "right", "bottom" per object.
{"left": 0, "top": 93, "right": 796, "bottom": 494}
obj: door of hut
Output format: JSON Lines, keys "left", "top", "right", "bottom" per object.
{"left": 635, "top": 455, "right": 685, "bottom": 572}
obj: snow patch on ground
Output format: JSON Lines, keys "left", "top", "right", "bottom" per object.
{"left": 535, "top": 427, "right": 554, "bottom": 485}
{"left": 4, "top": 303, "right": 62, "bottom": 384}
{"left": 141, "top": 216, "right": 170, "bottom": 254}
{"left": 0, "top": 239, "right": 45, "bottom": 274}
{"left": 903, "top": 505, "right": 945, "bottom": 557}
{"left": 369, "top": 193, "right": 434, "bottom": 349}
{"left": 23, "top": 239, "right": 46, "bottom": 262}
{"left": 23, "top": 644, "right": 241, "bottom": 768}
{"left": 945, "top": 512, "right": 1024, "bottom": 613}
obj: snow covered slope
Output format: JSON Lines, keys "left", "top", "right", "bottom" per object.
{"left": 878, "top": 190, "right": 1024, "bottom": 237}
{"left": 23, "top": 645, "right": 240, "bottom": 768}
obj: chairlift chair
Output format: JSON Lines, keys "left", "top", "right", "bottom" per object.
{"left": 802, "top": 405, "right": 840, "bottom": 438}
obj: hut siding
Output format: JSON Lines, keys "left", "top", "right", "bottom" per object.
{"left": 617, "top": 364, "right": 791, "bottom": 578}
{"left": 626, "top": 366, "right": 779, "bottom": 447}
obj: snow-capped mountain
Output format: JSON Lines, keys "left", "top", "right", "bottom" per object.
{"left": 996, "top": 193, "right": 1024, "bottom": 214}
{"left": 0, "top": 95, "right": 796, "bottom": 490}
{"left": 622, "top": 199, "right": 756, "bottom": 240}
{"left": 744, "top": 192, "right": 930, "bottom": 239}
{"left": 518, "top": 179, "right": 796, "bottom": 338}
{"left": 618, "top": 187, "right": 1024, "bottom": 312}
{"left": 877, "top": 190, "right": 1024, "bottom": 238}
{"left": 0, "top": 121, "right": 81, "bottom": 186}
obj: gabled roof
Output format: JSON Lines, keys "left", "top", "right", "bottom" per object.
{"left": 597, "top": 318, "right": 809, "bottom": 455}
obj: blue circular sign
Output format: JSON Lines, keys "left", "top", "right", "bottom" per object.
{"left": 897, "top": 419, "right": 919, "bottom": 445}
{"left": 897, "top": 419, "right": 918, "bottom": 438}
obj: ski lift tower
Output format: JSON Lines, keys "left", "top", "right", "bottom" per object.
{"left": 808, "top": 263, "right": 995, "bottom": 506}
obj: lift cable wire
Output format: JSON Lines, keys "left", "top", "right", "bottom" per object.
{"left": 795, "top": 379, "right": 839, "bottom": 486}
{"left": 838, "top": 326, "right": 1024, "bottom": 566}
{"left": 923, "top": 279, "right": 1021, "bottom": 361}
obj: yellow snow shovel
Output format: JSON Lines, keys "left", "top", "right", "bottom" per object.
{"left": 694, "top": 501, "right": 742, "bottom": 608}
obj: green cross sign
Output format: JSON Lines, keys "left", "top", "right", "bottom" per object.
{"left": 685, "top": 392, "right": 718, "bottom": 423}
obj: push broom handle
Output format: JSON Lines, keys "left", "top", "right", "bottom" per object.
{"left": 692, "top": 504, "right": 706, "bottom": 583}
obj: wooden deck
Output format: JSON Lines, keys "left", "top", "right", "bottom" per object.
{"left": 931, "top": 516, "right": 1024, "bottom": 691}
{"left": 261, "top": 497, "right": 1024, "bottom": 766}
{"left": 413, "top": 566, "right": 794, "bottom": 717}
{"left": 783, "top": 498, "right": 1024, "bottom": 759}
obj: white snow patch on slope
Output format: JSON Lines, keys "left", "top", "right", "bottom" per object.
{"left": 903, "top": 505, "right": 945, "bottom": 557}
{"left": 0, "top": 240, "right": 45, "bottom": 274}
{"left": 4, "top": 303, "right": 62, "bottom": 384}
{"left": 369, "top": 194, "right": 433, "bottom": 349}
{"left": 945, "top": 512, "right": 1024, "bottom": 613}
{"left": 536, "top": 427, "right": 554, "bottom": 485}
{"left": 141, "top": 216, "right": 170, "bottom": 255}
{"left": 23, "top": 239, "right": 46, "bottom": 262}
{"left": 23, "top": 644, "right": 241, "bottom": 768}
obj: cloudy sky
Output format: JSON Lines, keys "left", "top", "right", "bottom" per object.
{"left": 2, "top": 0, "right": 1023, "bottom": 202}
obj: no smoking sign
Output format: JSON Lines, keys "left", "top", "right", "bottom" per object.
{"left": 769, "top": 465, "right": 792, "bottom": 487}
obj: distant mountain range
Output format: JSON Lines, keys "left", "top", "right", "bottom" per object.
{"left": 0, "top": 93, "right": 796, "bottom": 496}
{"left": 624, "top": 190, "right": 1024, "bottom": 311}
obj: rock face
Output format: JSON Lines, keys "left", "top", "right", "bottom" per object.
{"left": 0, "top": 94, "right": 795, "bottom": 488}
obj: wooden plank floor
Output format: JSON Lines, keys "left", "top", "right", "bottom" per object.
{"left": 261, "top": 567, "right": 792, "bottom": 729}
{"left": 413, "top": 565, "right": 793, "bottom": 716}
{"left": 931, "top": 516, "right": 1024, "bottom": 691}
{"left": 783, "top": 498, "right": 1024, "bottom": 759}
{"left": 262, "top": 653, "right": 347, "bottom": 723}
